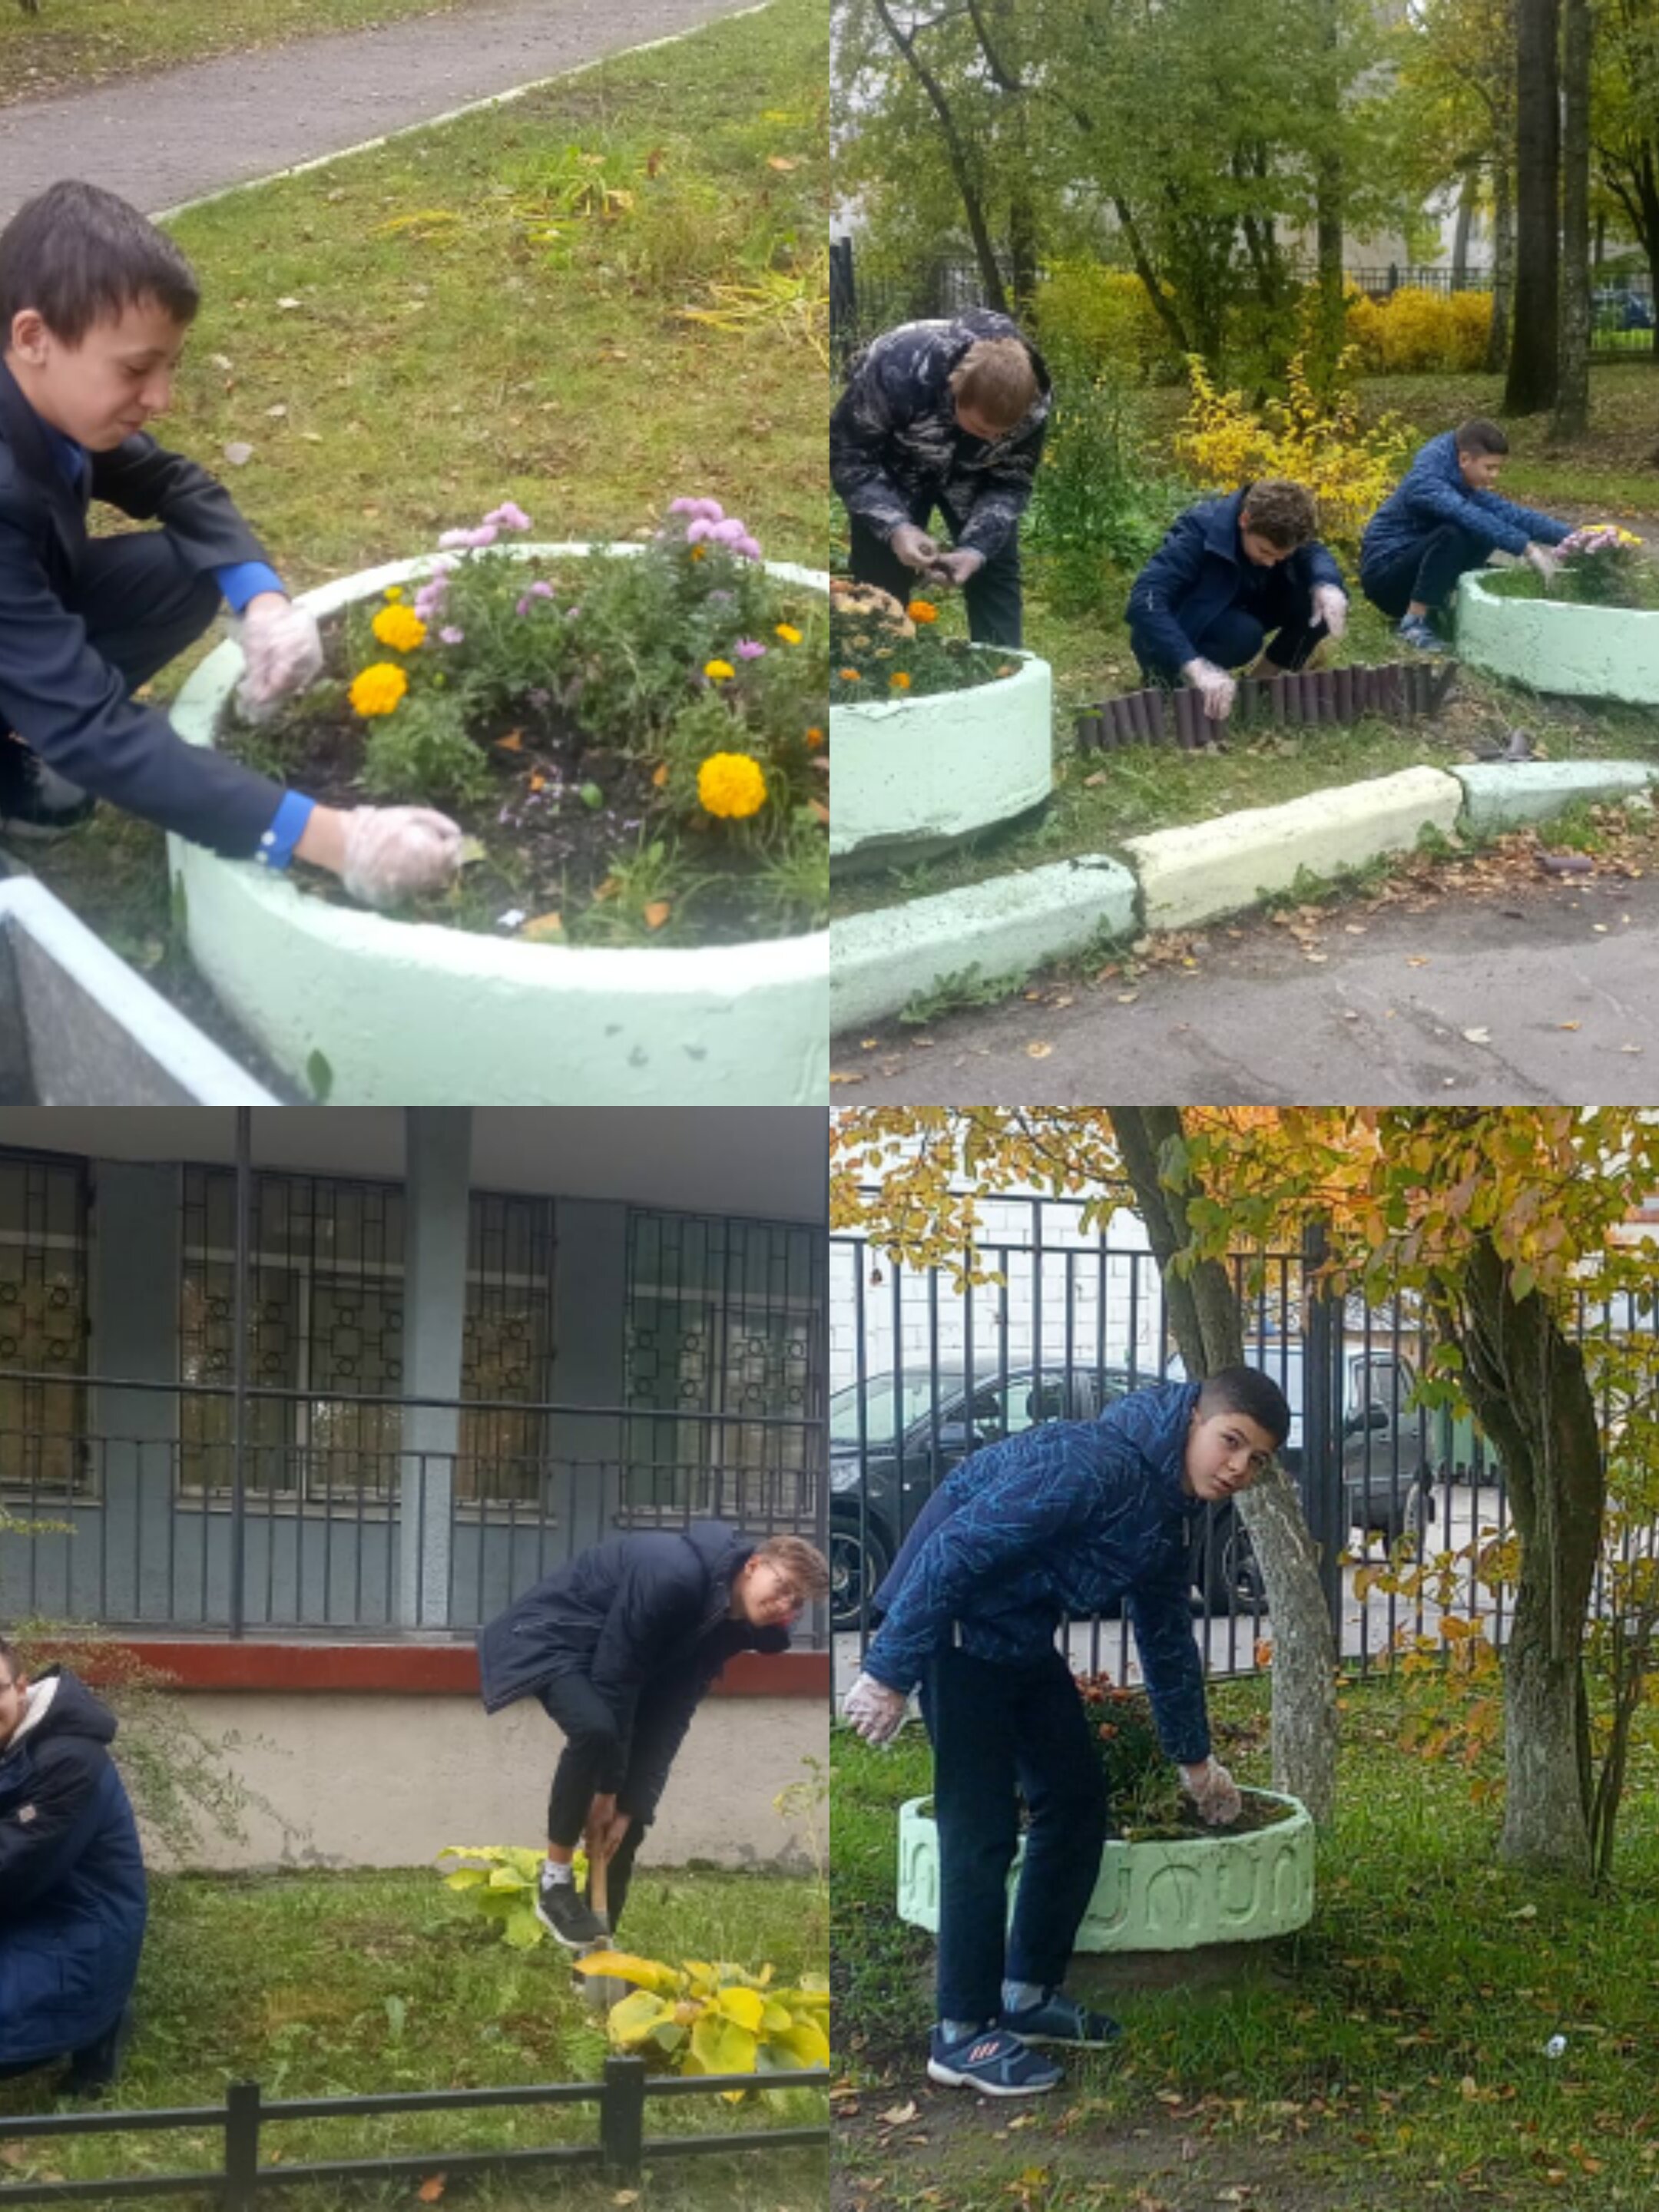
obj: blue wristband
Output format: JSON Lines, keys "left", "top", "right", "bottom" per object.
{"left": 257, "top": 790, "right": 317, "bottom": 871}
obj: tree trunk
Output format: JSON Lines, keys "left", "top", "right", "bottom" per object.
{"left": 1311, "top": 0, "right": 1347, "bottom": 396}
{"left": 1505, "top": 0, "right": 1561, "bottom": 412}
{"left": 1551, "top": 0, "right": 1591, "bottom": 439}
{"left": 1485, "top": 157, "right": 1516, "bottom": 373}
{"left": 1452, "top": 168, "right": 1478, "bottom": 288}
{"left": 1448, "top": 1236, "right": 1605, "bottom": 1879}
{"left": 1111, "top": 1108, "right": 1340, "bottom": 1828}
{"left": 871, "top": 0, "right": 1009, "bottom": 313}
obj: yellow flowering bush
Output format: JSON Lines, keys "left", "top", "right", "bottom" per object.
{"left": 1175, "top": 346, "right": 1416, "bottom": 566}
{"left": 1035, "top": 263, "right": 1183, "bottom": 382}
{"left": 1346, "top": 289, "right": 1494, "bottom": 376}
{"left": 348, "top": 662, "right": 409, "bottom": 718}
{"left": 697, "top": 750, "right": 767, "bottom": 820}
{"left": 371, "top": 604, "right": 429, "bottom": 654}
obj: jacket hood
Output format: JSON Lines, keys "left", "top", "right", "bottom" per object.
{"left": 1, "top": 1665, "right": 118, "bottom": 1757}
{"left": 1106, "top": 1378, "right": 1202, "bottom": 1508}
{"left": 677, "top": 1518, "right": 752, "bottom": 1586}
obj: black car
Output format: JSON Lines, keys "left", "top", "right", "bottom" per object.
{"left": 829, "top": 1364, "right": 1262, "bottom": 1630}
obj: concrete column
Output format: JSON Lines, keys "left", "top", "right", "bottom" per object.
{"left": 549, "top": 1200, "right": 628, "bottom": 1550}
{"left": 88, "top": 1162, "right": 180, "bottom": 1623}
{"left": 399, "top": 1110, "right": 472, "bottom": 1628}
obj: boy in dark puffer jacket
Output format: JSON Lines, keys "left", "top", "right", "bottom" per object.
{"left": 478, "top": 1523, "right": 829, "bottom": 1947}
{"left": 843, "top": 1369, "right": 1290, "bottom": 2099}
{"left": 0, "top": 1640, "right": 147, "bottom": 2091}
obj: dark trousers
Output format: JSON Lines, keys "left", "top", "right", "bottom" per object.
{"left": 1134, "top": 602, "right": 1328, "bottom": 687}
{"left": 538, "top": 1674, "right": 652, "bottom": 1932}
{"left": 5, "top": 533, "right": 222, "bottom": 797}
{"left": 1361, "top": 522, "right": 1488, "bottom": 619}
{"left": 847, "top": 493, "right": 1023, "bottom": 647}
{"left": 919, "top": 1645, "right": 1108, "bottom": 2024}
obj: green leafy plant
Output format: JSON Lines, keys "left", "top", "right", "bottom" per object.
{"left": 572, "top": 1951, "right": 830, "bottom": 2091}
{"left": 1074, "top": 1671, "right": 1286, "bottom": 1840}
{"left": 362, "top": 691, "right": 494, "bottom": 808}
{"left": 435, "top": 1843, "right": 587, "bottom": 1949}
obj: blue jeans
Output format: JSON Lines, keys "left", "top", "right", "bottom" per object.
{"left": 919, "top": 1645, "right": 1108, "bottom": 2023}
{"left": 1361, "top": 522, "right": 1488, "bottom": 618}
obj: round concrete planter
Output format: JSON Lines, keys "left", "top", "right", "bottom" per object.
{"left": 1455, "top": 567, "right": 1659, "bottom": 705}
{"left": 167, "top": 544, "right": 829, "bottom": 1104}
{"left": 897, "top": 1788, "right": 1315, "bottom": 1953}
{"left": 830, "top": 648, "right": 1053, "bottom": 870}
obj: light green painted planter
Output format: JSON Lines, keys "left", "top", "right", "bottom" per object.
{"left": 167, "top": 545, "right": 829, "bottom": 1105}
{"left": 1455, "top": 567, "right": 1659, "bottom": 705}
{"left": 897, "top": 1789, "right": 1315, "bottom": 1952}
{"left": 831, "top": 649, "right": 1053, "bottom": 869}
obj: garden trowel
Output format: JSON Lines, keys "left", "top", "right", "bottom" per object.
{"left": 575, "top": 1849, "right": 630, "bottom": 2014}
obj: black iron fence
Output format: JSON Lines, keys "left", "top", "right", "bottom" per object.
{"left": 830, "top": 1210, "right": 1654, "bottom": 1688}
{"left": 0, "top": 1373, "right": 828, "bottom": 1646}
{"left": 0, "top": 2056, "right": 831, "bottom": 2205}
{"left": 830, "top": 237, "right": 1657, "bottom": 366}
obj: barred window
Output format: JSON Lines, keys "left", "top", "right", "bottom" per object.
{"left": 180, "top": 1170, "right": 552, "bottom": 1506}
{"left": 623, "top": 1210, "right": 824, "bottom": 1533}
{"left": 0, "top": 1152, "right": 89, "bottom": 1497}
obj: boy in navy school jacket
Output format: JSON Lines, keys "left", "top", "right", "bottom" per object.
{"left": 1359, "top": 417, "right": 1572, "bottom": 654}
{"left": 1126, "top": 480, "right": 1350, "bottom": 725}
{"left": 0, "top": 179, "right": 461, "bottom": 906}
{"left": 843, "top": 1368, "right": 1291, "bottom": 2099}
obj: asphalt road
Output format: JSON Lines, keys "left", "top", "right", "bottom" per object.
{"left": 833, "top": 862, "right": 1659, "bottom": 1104}
{"left": 0, "top": 0, "right": 760, "bottom": 220}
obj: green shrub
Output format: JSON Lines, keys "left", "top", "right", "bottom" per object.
{"left": 362, "top": 690, "right": 494, "bottom": 808}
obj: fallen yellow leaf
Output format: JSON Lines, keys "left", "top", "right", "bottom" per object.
{"left": 521, "top": 912, "right": 564, "bottom": 941}
{"left": 644, "top": 900, "right": 671, "bottom": 931}
{"left": 652, "top": 762, "right": 671, "bottom": 788}
{"left": 495, "top": 731, "right": 524, "bottom": 752}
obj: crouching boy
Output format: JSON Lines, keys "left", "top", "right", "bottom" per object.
{"left": 1359, "top": 418, "right": 1571, "bottom": 653}
{"left": 0, "top": 1641, "right": 147, "bottom": 2094}
{"left": 0, "top": 179, "right": 460, "bottom": 906}
{"left": 843, "top": 1369, "right": 1291, "bottom": 2098}
{"left": 1126, "top": 481, "right": 1350, "bottom": 724}
{"left": 478, "top": 1525, "right": 829, "bottom": 1945}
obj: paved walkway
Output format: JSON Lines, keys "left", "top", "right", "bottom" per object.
{"left": 0, "top": 0, "right": 760, "bottom": 220}
{"left": 833, "top": 865, "right": 1659, "bottom": 1105}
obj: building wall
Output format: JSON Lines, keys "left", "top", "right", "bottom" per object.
{"left": 147, "top": 1689, "right": 826, "bottom": 1875}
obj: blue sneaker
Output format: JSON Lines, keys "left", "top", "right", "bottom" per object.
{"left": 926, "top": 2024, "right": 1062, "bottom": 2096}
{"left": 999, "top": 1988, "right": 1124, "bottom": 2049}
{"left": 1396, "top": 614, "right": 1447, "bottom": 656}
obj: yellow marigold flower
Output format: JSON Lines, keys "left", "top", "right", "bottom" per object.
{"left": 697, "top": 750, "right": 767, "bottom": 820}
{"left": 690, "top": 545, "right": 707, "bottom": 561}
{"left": 774, "top": 622, "right": 803, "bottom": 645}
{"left": 889, "top": 671, "right": 912, "bottom": 690}
{"left": 839, "top": 667, "right": 860, "bottom": 682}
{"left": 704, "top": 659, "right": 737, "bottom": 683}
{"left": 349, "top": 662, "right": 409, "bottom": 718}
{"left": 383, "top": 586, "right": 405, "bottom": 601}
{"left": 906, "top": 599, "right": 939, "bottom": 623}
{"left": 373, "top": 604, "right": 428, "bottom": 653}
{"left": 805, "top": 726, "right": 826, "bottom": 749}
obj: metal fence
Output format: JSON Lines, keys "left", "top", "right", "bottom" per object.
{"left": 0, "top": 2056, "right": 831, "bottom": 2205}
{"left": 830, "top": 237, "right": 1657, "bottom": 366}
{"left": 830, "top": 1207, "right": 1654, "bottom": 1694}
{"left": 0, "top": 1373, "right": 827, "bottom": 1645}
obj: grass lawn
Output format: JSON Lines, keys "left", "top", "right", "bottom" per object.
{"left": 0, "top": 0, "right": 507, "bottom": 108}
{"left": 833, "top": 1674, "right": 1659, "bottom": 2210}
{"left": 19, "top": 0, "right": 826, "bottom": 1007}
{"left": 0, "top": 1863, "right": 827, "bottom": 2210}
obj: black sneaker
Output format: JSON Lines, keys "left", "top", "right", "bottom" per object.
{"left": 0, "top": 737, "right": 97, "bottom": 842}
{"left": 535, "top": 1867, "right": 605, "bottom": 1949}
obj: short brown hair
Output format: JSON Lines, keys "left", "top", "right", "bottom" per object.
{"left": 755, "top": 1535, "right": 830, "bottom": 1601}
{"left": 0, "top": 180, "right": 199, "bottom": 348}
{"left": 0, "top": 1636, "right": 20, "bottom": 1684}
{"left": 1240, "top": 478, "right": 1319, "bottom": 550}
{"left": 948, "top": 337, "right": 1038, "bottom": 432}
{"left": 1455, "top": 417, "right": 1509, "bottom": 458}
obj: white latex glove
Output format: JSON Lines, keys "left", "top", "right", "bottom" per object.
{"left": 339, "top": 805, "right": 465, "bottom": 909}
{"left": 930, "top": 546, "right": 986, "bottom": 587}
{"left": 889, "top": 523, "right": 941, "bottom": 571}
{"left": 1179, "top": 1757, "right": 1243, "bottom": 1826}
{"left": 842, "top": 1671, "right": 907, "bottom": 1747}
{"left": 1524, "top": 541, "right": 1563, "bottom": 582}
{"left": 236, "top": 597, "right": 324, "bottom": 720}
{"left": 1311, "top": 583, "right": 1349, "bottom": 639}
{"left": 1181, "top": 657, "right": 1237, "bottom": 722}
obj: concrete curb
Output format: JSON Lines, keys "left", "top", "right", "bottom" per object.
{"left": 830, "top": 856, "right": 1138, "bottom": 1035}
{"left": 830, "top": 757, "right": 1659, "bottom": 1035}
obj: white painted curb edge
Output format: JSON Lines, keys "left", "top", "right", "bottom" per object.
{"left": 830, "top": 757, "right": 1659, "bottom": 1035}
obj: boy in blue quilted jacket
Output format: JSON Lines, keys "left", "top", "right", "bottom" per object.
{"left": 843, "top": 1367, "right": 1291, "bottom": 2098}
{"left": 1359, "top": 418, "right": 1571, "bottom": 654}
